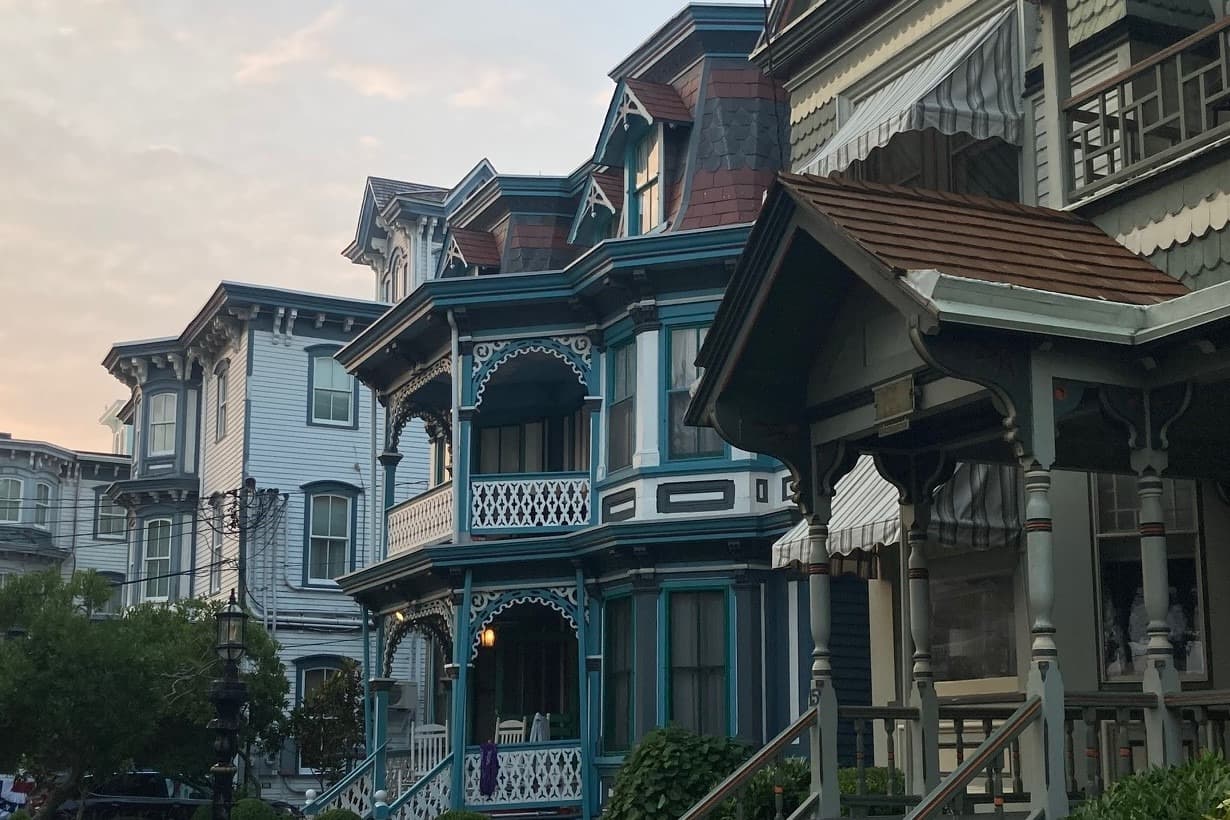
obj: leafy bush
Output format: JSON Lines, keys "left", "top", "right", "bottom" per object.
{"left": 232, "top": 798, "right": 281, "bottom": 820}
{"left": 9, "top": 810, "right": 31, "bottom": 820}
{"left": 190, "top": 804, "right": 212, "bottom": 820}
{"left": 604, "top": 726, "right": 750, "bottom": 819}
{"left": 1069, "top": 753, "right": 1230, "bottom": 820}
{"left": 714, "top": 757, "right": 809, "bottom": 820}
{"left": 314, "top": 810, "right": 361, "bottom": 820}
{"left": 434, "top": 812, "right": 488, "bottom": 820}
{"left": 838, "top": 766, "right": 906, "bottom": 816}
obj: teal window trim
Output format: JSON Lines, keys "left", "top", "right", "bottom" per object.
{"left": 601, "top": 592, "right": 635, "bottom": 754}
{"left": 606, "top": 342, "right": 636, "bottom": 474}
{"left": 660, "top": 322, "right": 728, "bottom": 463}
{"left": 656, "top": 580, "right": 735, "bottom": 737}
{"left": 306, "top": 344, "right": 359, "bottom": 430}
{"left": 623, "top": 123, "right": 660, "bottom": 238}
{"left": 300, "top": 480, "right": 362, "bottom": 588}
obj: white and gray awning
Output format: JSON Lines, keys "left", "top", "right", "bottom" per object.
{"left": 772, "top": 458, "right": 1022, "bottom": 575}
{"left": 799, "top": 7, "right": 1023, "bottom": 177}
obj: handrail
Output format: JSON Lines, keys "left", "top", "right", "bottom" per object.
{"left": 1065, "top": 691, "right": 1157, "bottom": 709}
{"left": 304, "top": 742, "right": 386, "bottom": 816}
{"left": 471, "top": 470, "right": 589, "bottom": 481}
{"left": 387, "top": 753, "right": 451, "bottom": 813}
{"left": 1165, "top": 689, "right": 1230, "bottom": 708}
{"left": 938, "top": 692, "right": 1026, "bottom": 707}
{"left": 903, "top": 696, "right": 1041, "bottom": 820}
{"left": 785, "top": 791, "right": 818, "bottom": 820}
{"left": 679, "top": 706, "right": 817, "bottom": 820}
{"left": 1064, "top": 15, "right": 1230, "bottom": 108}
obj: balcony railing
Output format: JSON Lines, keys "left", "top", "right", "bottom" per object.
{"left": 387, "top": 481, "right": 453, "bottom": 556}
{"left": 470, "top": 472, "right": 591, "bottom": 531}
{"left": 461, "top": 741, "right": 583, "bottom": 807}
{"left": 1064, "top": 16, "right": 1230, "bottom": 200}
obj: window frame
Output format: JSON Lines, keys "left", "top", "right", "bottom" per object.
{"left": 664, "top": 324, "right": 726, "bottom": 462}
{"left": 1091, "top": 473, "right": 1208, "bottom": 685}
{"left": 607, "top": 342, "right": 637, "bottom": 473}
{"left": 95, "top": 572, "right": 125, "bottom": 617}
{"left": 301, "top": 481, "right": 360, "bottom": 587}
{"left": 96, "top": 493, "right": 127, "bottom": 540}
{"left": 659, "top": 584, "right": 734, "bottom": 737}
{"left": 626, "top": 125, "right": 664, "bottom": 237}
{"left": 142, "top": 517, "right": 174, "bottom": 602}
{"left": 147, "top": 392, "right": 178, "bottom": 457}
{"left": 209, "top": 499, "right": 224, "bottom": 595}
{"left": 0, "top": 477, "right": 23, "bottom": 523}
{"left": 306, "top": 346, "right": 358, "bottom": 430}
{"left": 33, "top": 481, "right": 52, "bottom": 529}
{"left": 928, "top": 551, "right": 1020, "bottom": 685}
{"left": 214, "top": 363, "right": 230, "bottom": 442}
{"left": 295, "top": 656, "right": 348, "bottom": 774}
{"left": 602, "top": 594, "right": 635, "bottom": 753}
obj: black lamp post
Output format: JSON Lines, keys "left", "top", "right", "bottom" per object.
{"left": 210, "top": 590, "right": 248, "bottom": 820}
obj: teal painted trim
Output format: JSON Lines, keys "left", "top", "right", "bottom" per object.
{"left": 625, "top": 139, "right": 640, "bottom": 237}
{"left": 727, "top": 586, "right": 738, "bottom": 736}
{"left": 588, "top": 410, "right": 601, "bottom": 527}
{"left": 574, "top": 567, "right": 593, "bottom": 820}
{"left": 658, "top": 301, "right": 721, "bottom": 321}
{"left": 362, "top": 609, "right": 372, "bottom": 750}
{"left": 660, "top": 321, "right": 729, "bottom": 465}
{"left": 469, "top": 524, "right": 586, "bottom": 537}
{"left": 585, "top": 593, "right": 602, "bottom": 817}
{"left": 593, "top": 459, "right": 762, "bottom": 491}
{"left": 462, "top": 739, "right": 581, "bottom": 753}
{"left": 472, "top": 470, "right": 589, "bottom": 481}
{"left": 604, "top": 317, "right": 634, "bottom": 347}
{"left": 304, "top": 743, "right": 385, "bottom": 817}
{"left": 387, "top": 754, "right": 451, "bottom": 813}
{"left": 450, "top": 571, "right": 473, "bottom": 808}
{"left": 471, "top": 338, "right": 590, "bottom": 406}
{"left": 657, "top": 580, "right": 737, "bottom": 737}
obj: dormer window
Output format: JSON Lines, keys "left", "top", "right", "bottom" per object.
{"left": 629, "top": 128, "right": 662, "bottom": 236}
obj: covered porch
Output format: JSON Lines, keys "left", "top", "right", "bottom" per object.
{"left": 685, "top": 172, "right": 1230, "bottom": 818}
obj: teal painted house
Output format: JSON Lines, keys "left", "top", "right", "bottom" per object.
{"left": 302, "top": 6, "right": 875, "bottom": 818}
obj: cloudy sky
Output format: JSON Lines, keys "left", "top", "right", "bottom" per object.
{"left": 0, "top": 0, "right": 733, "bottom": 451}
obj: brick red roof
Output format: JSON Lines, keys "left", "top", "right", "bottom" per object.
{"left": 777, "top": 174, "right": 1189, "bottom": 305}
{"left": 625, "top": 78, "right": 693, "bottom": 124}
{"left": 592, "top": 170, "right": 624, "bottom": 212}
{"left": 449, "top": 228, "right": 501, "bottom": 268}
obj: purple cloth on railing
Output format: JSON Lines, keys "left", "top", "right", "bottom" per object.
{"left": 479, "top": 741, "right": 499, "bottom": 796}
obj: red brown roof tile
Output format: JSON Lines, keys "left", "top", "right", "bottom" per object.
{"left": 592, "top": 170, "right": 624, "bottom": 212}
{"left": 777, "top": 173, "right": 1189, "bottom": 306}
{"left": 625, "top": 78, "right": 693, "bottom": 124}
{"left": 449, "top": 228, "right": 502, "bottom": 268}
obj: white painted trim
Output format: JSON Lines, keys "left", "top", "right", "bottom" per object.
{"left": 632, "top": 328, "right": 661, "bottom": 469}
{"left": 0, "top": 477, "right": 23, "bottom": 524}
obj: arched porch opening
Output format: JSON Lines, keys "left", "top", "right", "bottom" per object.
{"left": 468, "top": 601, "right": 581, "bottom": 745}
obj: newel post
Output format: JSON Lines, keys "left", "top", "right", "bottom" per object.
{"left": 1022, "top": 461, "right": 1068, "bottom": 818}
{"left": 807, "top": 498, "right": 841, "bottom": 819}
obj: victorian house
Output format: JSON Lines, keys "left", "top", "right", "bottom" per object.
{"left": 101, "top": 281, "right": 431, "bottom": 801}
{"left": 679, "top": 0, "right": 1230, "bottom": 817}
{"left": 298, "top": 6, "right": 864, "bottom": 819}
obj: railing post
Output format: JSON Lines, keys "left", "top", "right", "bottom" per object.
{"left": 1136, "top": 464, "right": 1182, "bottom": 765}
{"left": 372, "top": 678, "right": 395, "bottom": 797}
{"left": 906, "top": 515, "right": 940, "bottom": 793}
{"left": 372, "top": 790, "right": 389, "bottom": 820}
{"left": 806, "top": 505, "right": 841, "bottom": 820}
{"left": 1022, "top": 462, "right": 1068, "bottom": 818}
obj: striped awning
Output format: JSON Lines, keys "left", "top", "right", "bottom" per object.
{"left": 799, "top": 7, "right": 1022, "bottom": 177}
{"left": 772, "top": 458, "right": 1022, "bottom": 574}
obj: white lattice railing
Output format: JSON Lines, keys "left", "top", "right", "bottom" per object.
{"left": 470, "top": 473, "right": 590, "bottom": 530}
{"left": 388, "top": 482, "right": 453, "bottom": 555}
{"left": 462, "top": 741, "right": 583, "bottom": 806}
{"left": 388, "top": 756, "right": 451, "bottom": 820}
{"left": 304, "top": 746, "right": 380, "bottom": 818}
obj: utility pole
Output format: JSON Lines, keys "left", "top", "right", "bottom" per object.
{"left": 237, "top": 477, "right": 255, "bottom": 608}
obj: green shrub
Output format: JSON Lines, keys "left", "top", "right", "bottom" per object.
{"left": 190, "top": 804, "right": 212, "bottom": 820}
{"left": 604, "top": 726, "right": 750, "bottom": 820}
{"left": 9, "top": 810, "right": 31, "bottom": 820}
{"left": 434, "top": 812, "right": 488, "bottom": 820}
{"left": 706, "top": 759, "right": 906, "bottom": 820}
{"left": 314, "top": 810, "right": 362, "bottom": 820}
{"left": 231, "top": 798, "right": 280, "bottom": 820}
{"left": 1070, "top": 753, "right": 1230, "bottom": 820}
{"left": 837, "top": 766, "right": 907, "bottom": 816}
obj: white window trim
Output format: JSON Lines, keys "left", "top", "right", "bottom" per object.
{"left": 143, "top": 517, "right": 174, "bottom": 602}
{"left": 307, "top": 494, "right": 350, "bottom": 585}
{"left": 210, "top": 502, "right": 224, "bottom": 594}
{"left": 148, "top": 393, "right": 178, "bottom": 457}
{"left": 97, "top": 497, "right": 127, "bottom": 540}
{"left": 215, "top": 372, "right": 229, "bottom": 441}
{"left": 0, "top": 477, "right": 23, "bottom": 524}
{"left": 33, "top": 481, "right": 52, "bottom": 529}
{"left": 311, "top": 356, "right": 355, "bottom": 427}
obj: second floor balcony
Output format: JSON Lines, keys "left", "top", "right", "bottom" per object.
{"left": 1065, "top": 16, "right": 1230, "bottom": 202}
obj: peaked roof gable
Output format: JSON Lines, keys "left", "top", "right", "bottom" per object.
{"left": 567, "top": 169, "right": 624, "bottom": 244}
{"left": 446, "top": 228, "right": 502, "bottom": 269}
{"left": 594, "top": 78, "right": 694, "bottom": 166}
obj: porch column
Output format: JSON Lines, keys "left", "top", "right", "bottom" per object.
{"left": 905, "top": 513, "right": 940, "bottom": 792}
{"left": 574, "top": 570, "right": 594, "bottom": 820}
{"left": 806, "top": 503, "right": 841, "bottom": 820}
{"left": 1136, "top": 465, "right": 1182, "bottom": 764}
{"left": 454, "top": 409, "right": 474, "bottom": 542}
{"left": 378, "top": 450, "right": 401, "bottom": 561}
{"left": 371, "top": 678, "right": 396, "bottom": 795}
{"left": 449, "top": 573, "right": 474, "bottom": 808}
{"left": 1022, "top": 462, "right": 1068, "bottom": 818}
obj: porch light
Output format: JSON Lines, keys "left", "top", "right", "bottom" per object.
{"left": 480, "top": 626, "right": 497, "bottom": 649}
{"left": 394, "top": 610, "right": 406, "bottom": 623}
{"left": 215, "top": 589, "right": 248, "bottom": 664}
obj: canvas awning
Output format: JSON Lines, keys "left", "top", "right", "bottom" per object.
{"left": 799, "top": 7, "right": 1022, "bottom": 177}
{"left": 772, "top": 458, "right": 1022, "bottom": 575}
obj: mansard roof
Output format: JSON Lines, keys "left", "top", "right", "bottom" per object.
{"left": 594, "top": 77, "right": 694, "bottom": 166}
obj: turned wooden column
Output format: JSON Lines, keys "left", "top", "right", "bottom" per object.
{"left": 1137, "top": 466, "right": 1181, "bottom": 764}
{"left": 807, "top": 499, "right": 841, "bottom": 820}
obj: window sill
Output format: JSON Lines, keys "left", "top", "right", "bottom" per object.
{"left": 304, "top": 580, "right": 342, "bottom": 590}
{"left": 308, "top": 419, "right": 358, "bottom": 430}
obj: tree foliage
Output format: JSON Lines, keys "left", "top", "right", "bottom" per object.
{"left": 0, "top": 571, "right": 289, "bottom": 818}
{"left": 1070, "top": 753, "right": 1230, "bottom": 820}
{"left": 286, "top": 659, "right": 364, "bottom": 789}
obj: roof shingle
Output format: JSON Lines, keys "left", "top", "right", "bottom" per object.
{"left": 449, "top": 229, "right": 502, "bottom": 268}
{"left": 625, "top": 78, "right": 693, "bottom": 124}
{"left": 368, "top": 176, "right": 449, "bottom": 209}
{"left": 592, "top": 169, "right": 624, "bottom": 212}
{"left": 778, "top": 173, "right": 1189, "bottom": 305}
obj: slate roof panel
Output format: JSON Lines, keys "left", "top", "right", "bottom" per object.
{"left": 449, "top": 228, "right": 502, "bottom": 268}
{"left": 368, "top": 176, "right": 450, "bottom": 209}
{"left": 778, "top": 173, "right": 1189, "bottom": 305}
{"left": 625, "top": 78, "right": 693, "bottom": 123}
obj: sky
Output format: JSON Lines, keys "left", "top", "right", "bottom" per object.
{"left": 0, "top": 0, "right": 741, "bottom": 451}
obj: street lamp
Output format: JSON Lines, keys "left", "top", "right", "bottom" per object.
{"left": 210, "top": 590, "right": 249, "bottom": 820}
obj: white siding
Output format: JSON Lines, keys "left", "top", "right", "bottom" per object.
{"left": 199, "top": 332, "right": 248, "bottom": 601}
{"left": 72, "top": 472, "right": 130, "bottom": 578}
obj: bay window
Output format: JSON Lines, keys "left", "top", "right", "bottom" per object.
{"left": 667, "top": 589, "right": 728, "bottom": 736}
{"left": 608, "top": 343, "right": 636, "bottom": 471}
{"left": 668, "top": 326, "right": 723, "bottom": 459}
{"left": 603, "top": 596, "right": 633, "bottom": 751}
{"left": 34, "top": 482, "right": 51, "bottom": 528}
{"left": 143, "top": 518, "right": 173, "bottom": 600}
{"left": 148, "top": 393, "right": 177, "bottom": 456}
{"left": 0, "top": 478, "right": 21, "bottom": 523}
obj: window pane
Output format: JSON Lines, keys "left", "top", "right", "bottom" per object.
{"left": 603, "top": 598, "right": 633, "bottom": 751}
{"left": 524, "top": 421, "right": 544, "bottom": 473}
{"left": 931, "top": 572, "right": 1016, "bottom": 680}
{"left": 329, "top": 496, "right": 349, "bottom": 536}
{"left": 499, "top": 425, "right": 522, "bottom": 473}
{"left": 609, "top": 399, "right": 634, "bottom": 471}
{"left": 0, "top": 479, "right": 18, "bottom": 522}
{"left": 669, "top": 590, "right": 727, "bottom": 736}
{"left": 331, "top": 391, "right": 352, "bottom": 423}
{"left": 479, "top": 427, "right": 500, "bottom": 474}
